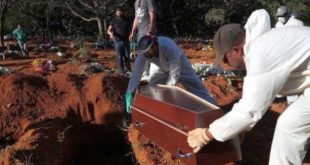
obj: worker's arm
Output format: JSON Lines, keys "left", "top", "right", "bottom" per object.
{"left": 187, "top": 67, "right": 290, "bottom": 153}
{"left": 164, "top": 42, "right": 182, "bottom": 86}
{"left": 126, "top": 55, "right": 146, "bottom": 93}
{"left": 107, "top": 25, "right": 114, "bottom": 40}
{"left": 209, "top": 68, "right": 290, "bottom": 141}
{"left": 147, "top": 0, "right": 156, "bottom": 35}
{"left": 125, "top": 55, "right": 146, "bottom": 113}
{"left": 129, "top": 18, "right": 138, "bottom": 42}
{"left": 148, "top": 11, "right": 156, "bottom": 35}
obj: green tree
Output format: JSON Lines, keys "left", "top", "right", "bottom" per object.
{"left": 64, "top": 0, "right": 129, "bottom": 40}
{"left": 0, "top": 0, "right": 17, "bottom": 46}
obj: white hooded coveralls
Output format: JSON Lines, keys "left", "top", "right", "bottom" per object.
{"left": 127, "top": 36, "right": 215, "bottom": 103}
{"left": 209, "top": 9, "right": 310, "bottom": 165}
{"left": 275, "top": 15, "right": 304, "bottom": 28}
{"left": 275, "top": 15, "right": 304, "bottom": 104}
{"left": 286, "top": 16, "right": 304, "bottom": 26}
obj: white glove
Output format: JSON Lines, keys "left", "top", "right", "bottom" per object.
{"left": 187, "top": 128, "right": 211, "bottom": 153}
{"left": 166, "top": 78, "right": 177, "bottom": 86}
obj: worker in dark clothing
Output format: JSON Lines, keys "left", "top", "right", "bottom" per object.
{"left": 108, "top": 7, "right": 131, "bottom": 75}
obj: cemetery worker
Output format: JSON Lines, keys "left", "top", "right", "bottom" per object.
{"left": 129, "top": 0, "right": 157, "bottom": 79}
{"left": 275, "top": 6, "right": 290, "bottom": 28}
{"left": 275, "top": 6, "right": 303, "bottom": 28}
{"left": 129, "top": 0, "right": 156, "bottom": 41}
{"left": 187, "top": 9, "right": 310, "bottom": 165}
{"left": 107, "top": 7, "right": 131, "bottom": 75}
{"left": 12, "top": 24, "right": 28, "bottom": 57}
{"left": 125, "top": 36, "right": 216, "bottom": 113}
{"left": 281, "top": 10, "right": 304, "bottom": 104}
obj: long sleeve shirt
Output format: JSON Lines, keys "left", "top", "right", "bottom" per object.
{"left": 127, "top": 36, "right": 190, "bottom": 93}
{"left": 12, "top": 28, "right": 27, "bottom": 44}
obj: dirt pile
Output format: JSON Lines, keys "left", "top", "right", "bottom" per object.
{"left": 128, "top": 125, "right": 185, "bottom": 165}
{"left": 0, "top": 69, "right": 131, "bottom": 165}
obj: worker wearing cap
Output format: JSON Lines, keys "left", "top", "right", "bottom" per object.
{"left": 275, "top": 6, "right": 303, "bottom": 28}
{"left": 125, "top": 36, "right": 216, "bottom": 113}
{"left": 187, "top": 9, "right": 310, "bottom": 164}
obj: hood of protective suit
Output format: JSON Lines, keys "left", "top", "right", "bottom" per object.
{"left": 244, "top": 9, "right": 271, "bottom": 56}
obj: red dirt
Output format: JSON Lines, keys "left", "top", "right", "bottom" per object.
{"left": 0, "top": 41, "right": 132, "bottom": 164}
{"left": 0, "top": 40, "right": 308, "bottom": 165}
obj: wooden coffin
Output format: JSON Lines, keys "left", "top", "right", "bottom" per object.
{"left": 131, "top": 85, "right": 242, "bottom": 165}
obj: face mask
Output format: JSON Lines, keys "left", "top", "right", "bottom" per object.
{"left": 277, "top": 17, "right": 286, "bottom": 24}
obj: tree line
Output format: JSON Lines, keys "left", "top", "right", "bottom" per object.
{"left": 0, "top": 0, "right": 308, "bottom": 46}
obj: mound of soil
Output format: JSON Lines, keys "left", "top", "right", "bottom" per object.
{"left": 128, "top": 125, "right": 185, "bottom": 165}
{"left": 0, "top": 69, "right": 132, "bottom": 164}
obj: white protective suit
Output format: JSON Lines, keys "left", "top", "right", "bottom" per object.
{"left": 275, "top": 15, "right": 304, "bottom": 104}
{"left": 127, "top": 36, "right": 215, "bottom": 103}
{"left": 286, "top": 16, "right": 304, "bottom": 26}
{"left": 275, "top": 16, "right": 304, "bottom": 28}
{"left": 209, "top": 9, "right": 310, "bottom": 165}
{"left": 275, "top": 18, "right": 285, "bottom": 28}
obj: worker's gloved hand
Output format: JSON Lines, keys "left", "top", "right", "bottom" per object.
{"left": 130, "top": 42, "right": 137, "bottom": 52}
{"left": 166, "top": 77, "right": 177, "bottom": 86}
{"left": 125, "top": 92, "right": 134, "bottom": 113}
{"left": 187, "top": 128, "right": 211, "bottom": 153}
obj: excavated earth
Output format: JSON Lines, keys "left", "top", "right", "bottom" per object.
{"left": 0, "top": 40, "right": 309, "bottom": 165}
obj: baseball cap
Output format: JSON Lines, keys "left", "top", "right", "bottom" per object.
{"left": 276, "top": 6, "right": 288, "bottom": 17}
{"left": 134, "top": 36, "right": 156, "bottom": 54}
{"left": 213, "top": 24, "right": 245, "bottom": 66}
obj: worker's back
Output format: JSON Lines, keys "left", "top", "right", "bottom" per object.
{"left": 246, "top": 26, "right": 310, "bottom": 95}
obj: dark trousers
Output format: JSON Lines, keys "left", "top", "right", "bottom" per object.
{"left": 114, "top": 40, "right": 131, "bottom": 74}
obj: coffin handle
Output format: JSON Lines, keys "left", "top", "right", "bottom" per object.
{"left": 134, "top": 120, "right": 145, "bottom": 128}
{"left": 176, "top": 147, "right": 193, "bottom": 158}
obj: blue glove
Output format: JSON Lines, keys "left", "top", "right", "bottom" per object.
{"left": 125, "top": 92, "right": 134, "bottom": 113}
{"left": 130, "top": 42, "right": 137, "bottom": 52}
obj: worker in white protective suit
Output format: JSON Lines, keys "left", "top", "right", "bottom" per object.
{"left": 286, "top": 11, "right": 304, "bottom": 104}
{"left": 275, "top": 8, "right": 304, "bottom": 104}
{"left": 187, "top": 9, "right": 310, "bottom": 165}
{"left": 275, "top": 6, "right": 304, "bottom": 28}
{"left": 125, "top": 35, "right": 216, "bottom": 113}
{"left": 286, "top": 11, "right": 304, "bottom": 26}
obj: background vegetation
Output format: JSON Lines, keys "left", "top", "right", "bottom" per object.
{"left": 0, "top": 0, "right": 309, "bottom": 45}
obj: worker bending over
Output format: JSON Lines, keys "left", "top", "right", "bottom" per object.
{"left": 125, "top": 36, "right": 216, "bottom": 113}
{"left": 188, "top": 9, "right": 310, "bottom": 165}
